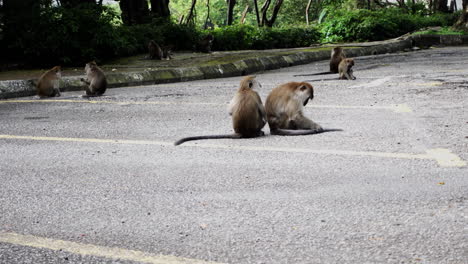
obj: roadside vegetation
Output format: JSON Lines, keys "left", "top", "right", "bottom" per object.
{"left": 0, "top": 0, "right": 465, "bottom": 68}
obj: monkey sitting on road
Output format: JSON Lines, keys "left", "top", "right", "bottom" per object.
{"left": 80, "top": 61, "right": 107, "bottom": 97}
{"left": 174, "top": 76, "right": 266, "bottom": 145}
{"left": 329, "top": 47, "right": 346, "bottom": 73}
{"left": 338, "top": 58, "right": 356, "bottom": 80}
{"left": 265, "top": 81, "right": 342, "bottom": 135}
{"left": 294, "top": 47, "right": 356, "bottom": 80}
{"left": 36, "top": 66, "right": 61, "bottom": 98}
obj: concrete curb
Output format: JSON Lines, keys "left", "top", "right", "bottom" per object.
{"left": 0, "top": 34, "right": 465, "bottom": 99}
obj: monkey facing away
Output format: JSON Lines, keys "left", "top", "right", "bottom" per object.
{"left": 338, "top": 58, "right": 356, "bottom": 80}
{"left": 148, "top": 40, "right": 163, "bottom": 60}
{"left": 265, "top": 82, "right": 342, "bottom": 135}
{"left": 174, "top": 76, "right": 266, "bottom": 146}
{"left": 329, "top": 47, "right": 346, "bottom": 73}
{"left": 80, "top": 61, "right": 107, "bottom": 97}
{"left": 36, "top": 66, "right": 61, "bottom": 98}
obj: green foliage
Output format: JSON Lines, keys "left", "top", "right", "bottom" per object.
{"left": 210, "top": 24, "right": 322, "bottom": 51}
{"left": 320, "top": 8, "right": 458, "bottom": 42}
{"left": 2, "top": 5, "right": 201, "bottom": 66}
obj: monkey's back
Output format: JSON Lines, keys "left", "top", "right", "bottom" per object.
{"left": 231, "top": 90, "right": 264, "bottom": 136}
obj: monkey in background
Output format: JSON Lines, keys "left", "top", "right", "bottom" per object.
{"left": 36, "top": 66, "right": 61, "bottom": 98}
{"left": 329, "top": 47, "right": 346, "bottom": 73}
{"left": 148, "top": 40, "right": 163, "bottom": 60}
{"left": 148, "top": 40, "right": 172, "bottom": 60}
{"left": 80, "top": 61, "right": 107, "bottom": 97}
{"left": 294, "top": 47, "right": 356, "bottom": 80}
{"left": 265, "top": 81, "right": 342, "bottom": 135}
{"left": 175, "top": 75, "right": 265, "bottom": 145}
{"left": 338, "top": 58, "right": 356, "bottom": 80}
{"left": 196, "top": 34, "right": 214, "bottom": 53}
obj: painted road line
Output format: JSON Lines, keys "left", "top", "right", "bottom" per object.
{"left": 0, "top": 232, "right": 220, "bottom": 264}
{"left": 414, "top": 82, "right": 443, "bottom": 86}
{"left": 306, "top": 104, "right": 413, "bottom": 113}
{"left": 0, "top": 135, "right": 464, "bottom": 168}
{"left": 0, "top": 99, "right": 413, "bottom": 113}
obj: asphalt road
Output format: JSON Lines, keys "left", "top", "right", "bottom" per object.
{"left": 0, "top": 46, "right": 467, "bottom": 264}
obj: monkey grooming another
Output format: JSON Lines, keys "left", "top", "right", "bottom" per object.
{"left": 174, "top": 76, "right": 266, "bottom": 146}
{"left": 80, "top": 61, "right": 107, "bottom": 97}
{"left": 36, "top": 66, "right": 61, "bottom": 98}
{"left": 265, "top": 82, "right": 342, "bottom": 135}
{"left": 338, "top": 58, "right": 356, "bottom": 80}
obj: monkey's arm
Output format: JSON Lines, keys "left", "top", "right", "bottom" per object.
{"left": 80, "top": 78, "right": 90, "bottom": 85}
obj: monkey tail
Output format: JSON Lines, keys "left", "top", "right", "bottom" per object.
{"left": 174, "top": 134, "right": 242, "bottom": 146}
{"left": 272, "top": 128, "right": 343, "bottom": 136}
{"left": 293, "top": 72, "right": 335, "bottom": 77}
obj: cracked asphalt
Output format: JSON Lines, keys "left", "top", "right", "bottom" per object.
{"left": 0, "top": 46, "right": 467, "bottom": 264}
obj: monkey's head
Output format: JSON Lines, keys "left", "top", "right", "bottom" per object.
{"left": 85, "top": 61, "right": 97, "bottom": 73}
{"left": 345, "top": 58, "right": 355, "bottom": 66}
{"left": 240, "top": 75, "right": 261, "bottom": 91}
{"left": 295, "top": 82, "right": 314, "bottom": 106}
{"left": 51, "top": 66, "right": 61, "bottom": 78}
{"left": 331, "top": 47, "right": 342, "bottom": 56}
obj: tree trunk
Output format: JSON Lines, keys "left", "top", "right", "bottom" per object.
{"left": 436, "top": 0, "right": 449, "bottom": 12}
{"left": 185, "top": 0, "right": 197, "bottom": 25}
{"left": 227, "top": 0, "right": 236, "bottom": 25}
{"left": 305, "top": 0, "right": 312, "bottom": 25}
{"left": 261, "top": 0, "right": 283, "bottom": 27}
{"left": 240, "top": 5, "right": 249, "bottom": 24}
{"left": 119, "top": 0, "right": 150, "bottom": 25}
{"left": 150, "top": 0, "right": 171, "bottom": 18}
{"left": 455, "top": 0, "right": 468, "bottom": 29}
{"left": 253, "top": 0, "right": 261, "bottom": 26}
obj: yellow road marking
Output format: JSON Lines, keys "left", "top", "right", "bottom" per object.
{"left": 0, "top": 134, "right": 464, "bottom": 167}
{"left": 0, "top": 232, "right": 220, "bottom": 264}
{"left": 0, "top": 99, "right": 413, "bottom": 113}
{"left": 414, "top": 82, "right": 443, "bottom": 86}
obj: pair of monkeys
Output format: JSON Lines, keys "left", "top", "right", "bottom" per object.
{"left": 175, "top": 76, "right": 340, "bottom": 145}
{"left": 36, "top": 61, "right": 107, "bottom": 98}
{"left": 330, "top": 47, "right": 356, "bottom": 80}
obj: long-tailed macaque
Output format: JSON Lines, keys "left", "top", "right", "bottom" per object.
{"left": 329, "top": 47, "right": 346, "bottom": 73}
{"left": 36, "top": 66, "right": 61, "bottom": 98}
{"left": 80, "top": 61, "right": 107, "bottom": 97}
{"left": 338, "top": 58, "right": 356, "bottom": 80}
{"left": 196, "top": 34, "right": 214, "bottom": 53}
{"left": 174, "top": 76, "right": 265, "bottom": 145}
{"left": 294, "top": 47, "right": 346, "bottom": 77}
{"left": 265, "top": 82, "right": 341, "bottom": 135}
{"left": 148, "top": 40, "right": 163, "bottom": 60}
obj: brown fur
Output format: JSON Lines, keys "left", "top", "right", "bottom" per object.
{"left": 265, "top": 82, "right": 324, "bottom": 135}
{"left": 36, "top": 66, "right": 61, "bottom": 98}
{"left": 330, "top": 47, "right": 346, "bottom": 73}
{"left": 80, "top": 61, "right": 107, "bottom": 97}
{"left": 338, "top": 58, "right": 356, "bottom": 80}
{"left": 174, "top": 75, "right": 265, "bottom": 145}
{"left": 148, "top": 40, "right": 163, "bottom": 60}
